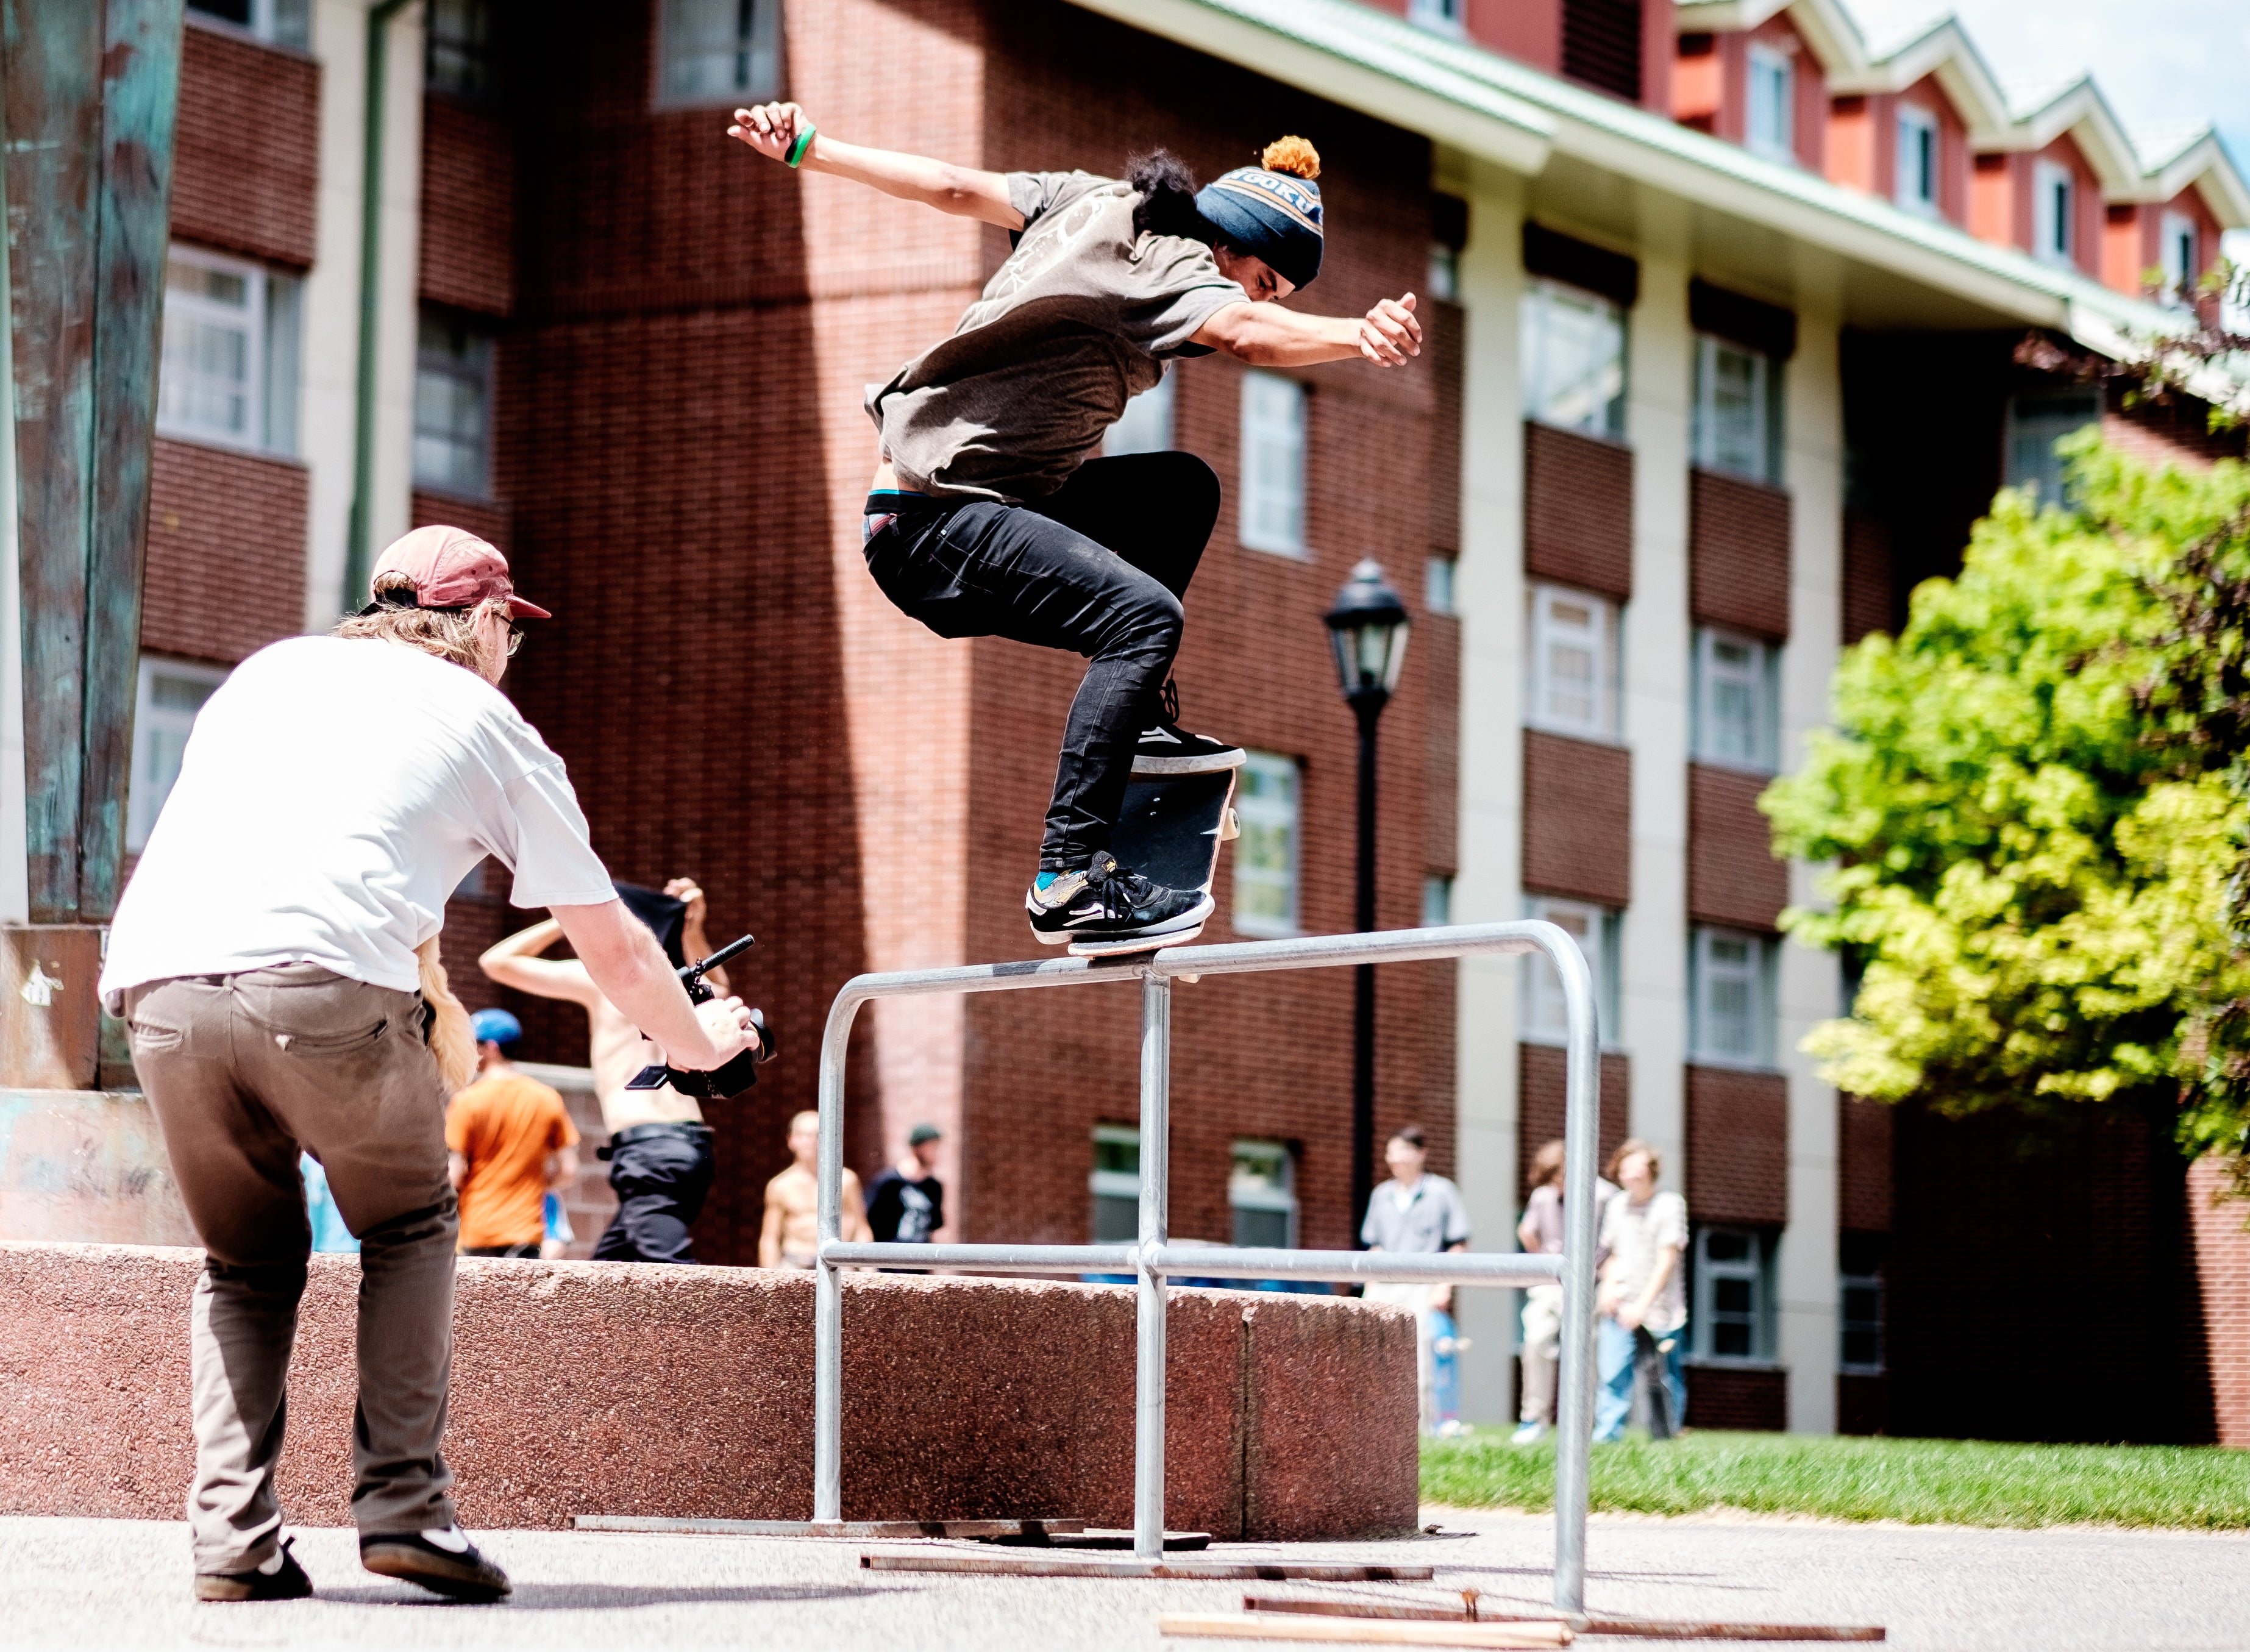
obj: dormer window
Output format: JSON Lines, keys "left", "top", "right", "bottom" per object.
{"left": 1746, "top": 45, "right": 1795, "bottom": 162}
{"left": 2160, "top": 211, "right": 2199, "bottom": 302}
{"left": 2034, "top": 160, "right": 2074, "bottom": 267}
{"left": 1896, "top": 105, "right": 1938, "bottom": 216}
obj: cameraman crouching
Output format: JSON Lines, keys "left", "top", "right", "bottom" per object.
{"left": 98, "top": 527, "right": 755, "bottom": 1606}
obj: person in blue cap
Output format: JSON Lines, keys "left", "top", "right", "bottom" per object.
{"left": 727, "top": 107, "right": 1422, "bottom": 950}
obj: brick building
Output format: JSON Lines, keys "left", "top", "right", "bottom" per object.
{"left": 110, "top": 0, "right": 2250, "bottom": 1440}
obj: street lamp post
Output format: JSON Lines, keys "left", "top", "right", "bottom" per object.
{"left": 1323, "top": 558, "right": 1412, "bottom": 1242}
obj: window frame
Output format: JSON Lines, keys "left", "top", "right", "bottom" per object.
{"left": 1839, "top": 1262, "right": 1885, "bottom": 1375}
{"left": 1687, "top": 924, "right": 1778, "bottom": 1069}
{"left": 1229, "top": 1141, "right": 1300, "bottom": 1250}
{"left": 2160, "top": 209, "right": 2198, "bottom": 302}
{"left": 126, "top": 656, "right": 230, "bottom": 853}
{"left": 2003, "top": 390, "right": 2101, "bottom": 509}
{"left": 2033, "top": 158, "right": 2075, "bottom": 267}
{"left": 1894, "top": 103, "right": 1939, "bottom": 216}
{"left": 1422, "top": 874, "right": 1455, "bottom": 928}
{"left": 1690, "top": 1225, "right": 1776, "bottom": 1363}
{"left": 413, "top": 308, "right": 497, "bottom": 499}
{"left": 1237, "top": 369, "right": 1309, "bottom": 558}
{"left": 1524, "top": 583, "right": 1620, "bottom": 741}
{"left": 1690, "top": 332, "right": 1781, "bottom": 484}
{"left": 1522, "top": 894, "right": 1623, "bottom": 1047}
{"left": 1090, "top": 1123, "right": 1141, "bottom": 1244}
{"left": 1425, "top": 555, "right": 1458, "bottom": 617}
{"left": 157, "top": 244, "right": 268, "bottom": 454}
{"left": 1690, "top": 626, "right": 1782, "bottom": 774}
{"left": 1406, "top": 0, "right": 1465, "bottom": 36}
{"left": 425, "top": 0, "right": 496, "bottom": 102}
{"left": 1520, "top": 277, "right": 1627, "bottom": 442}
{"left": 1746, "top": 44, "right": 1795, "bottom": 163}
{"left": 1233, "top": 750, "right": 1303, "bottom": 939}
{"left": 1104, "top": 369, "right": 1176, "bottom": 458}
{"left": 652, "top": 0, "right": 783, "bottom": 110}
{"left": 185, "top": 0, "right": 309, "bottom": 48}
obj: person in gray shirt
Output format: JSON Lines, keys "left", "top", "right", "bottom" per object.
{"left": 1361, "top": 1125, "right": 1470, "bottom": 1431}
{"left": 726, "top": 102, "right": 1422, "bottom": 950}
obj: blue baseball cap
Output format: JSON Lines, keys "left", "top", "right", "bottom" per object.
{"left": 470, "top": 1008, "right": 522, "bottom": 1047}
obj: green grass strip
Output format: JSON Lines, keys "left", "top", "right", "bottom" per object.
{"left": 1422, "top": 1429, "right": 2250, "bottom": 1530}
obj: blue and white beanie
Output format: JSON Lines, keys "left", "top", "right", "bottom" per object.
{"left": 1194, "top": 137, "right": 1324, "bottom": 290}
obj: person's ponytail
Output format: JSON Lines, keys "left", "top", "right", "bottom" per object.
{"left": 1128, "top": 149, "right": 1209, "bottom": 241}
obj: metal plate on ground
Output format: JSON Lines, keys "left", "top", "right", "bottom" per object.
{"left": 574, "top": 1515, "right": 1084, "bottom": 1539}
{"left": 860, "top": 1553, "right": 1435, "bottom": 1581}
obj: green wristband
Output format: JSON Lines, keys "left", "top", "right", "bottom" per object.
{"left": 785, "top": 124, "right": 816, "bottom": 168}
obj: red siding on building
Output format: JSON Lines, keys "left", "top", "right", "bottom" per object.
{"left": 1687, "top": 763, "right": 1785, "bottom": 931}
{"left": 1522, "top": 730, "right": 1632, "bottom": 907}
{"left": 1839, "top": 1094, "right": 1895, "bottom": 1234}
{"left": 173, "top": 20, "right": 320, "bottom": 270}
{"left": 1518, "top": 1043, "right": 1631, "bottom": 1198}
{"left": 421, "top": 95, "right": 518, "bottom": 318}
{"left": 1686, "top": 1363, "right": 1787, "bottom": 1430}
{"left": 1685, "top": 1063, "right": 1788, "bottom": 1226}
{"left": 1689, "top": 468, "right": 1791, "bottom": 638}
{"left": 140, "top": 438, "right": 308, "bottom": 666}
{"left": 2186, "top": 1156, "right": 2250, "bottom": 1447}
{"left": 1525, "top": 422, "right": 1634, "bottom": 600}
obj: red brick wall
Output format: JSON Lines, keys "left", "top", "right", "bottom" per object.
{"left": 1522, "top": 730, "right": 1631, "bottom": 906}
{"left": 1525, "top": 422, "right": 1633, "bottom": 600}
{"left": 1841, "top": 508, "right": 1893, "bottom": 644}
{"left": 1517, "top": 1043, "right": 1630, "bottom": 1198}
{"left": 1689, "top": 468, "right": 1790, "bottom": 639}
{"left": 421, "top": 95, "right": 516, "bottom": 318}
{"left": 1837, "top": 1372, "right": 1889, "bottom": 1435}
{"left": 2186, "top": 1156, "right": 2250, "bottom": 1447}
{"left": 173, "top": 20, "right": 320, "bottom": 269}
{"left": 1687, "top": 762, "right": 1785, "bottom": 931}
{"left": 1685, "top": 1064, "right": 1787, "bottom": 1226}
{"left": 412, "top": 490, "right": 512, "bottom": 556}
{"left": 140, "top": 438, "right": 308, "bottom": 665}
{"left": 1428, "top": 300, "right": 1464, "bottom": 557}
{"left": 1686, "top": 1363, "right": 1785, "bottom": 1430}
{"left": 2101, "top": 399, "right": 2249, "bottom": 473}
{"left": 1839, "top": 1094, "right": 1894, "bottom": 1234}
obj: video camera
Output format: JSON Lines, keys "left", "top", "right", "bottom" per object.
{"left": 622, "top": 933, "right": 777, "bottom": 1101}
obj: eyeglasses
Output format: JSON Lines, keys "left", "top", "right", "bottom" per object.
{"left": 505, "top": 622, "right": 526, "bottom": 658}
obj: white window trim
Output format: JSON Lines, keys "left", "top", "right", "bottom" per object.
{"left": 1237, "top": 369, "right": 1309, "bottom": 558}
{"left": 1690, "top": 333, "right": 1775, "bottom": 483}
{"left": 1524, "top": 583, "right": 1621, "bottom": 742}
{"left": 1746, "top": 44, "right": 1795, "bottom": 163}
{"left": 1895, "top": 103, "right": 1939, "bottom": 216}
{"left": 2034, "top": 159, "right": 2074, "bottom": 268}
{"left": 1229, "top": 1141, "right": 1300, "bottom": 1249}
{"left": 1690, "top": 627, "right": 1781, "bottom": 775}
{"left": 1422, "top": 874, "right": 1455, "bottom": 928}
{"left": 652, "top": 0, "right": 783, "bottom": 110}
{"left": 187, "top": 0, "right": 308, "bottom": 49}
{"left": 1233, "top": 750, "right": 1303, "bottom": 938}
{"left": 2160, "top": 209, "right": 2198, "bottom": 302}
{"left": 127, "top": 656, "right": 230, "bottom": 853}
{"left": 1688, "top": 925, "right": 1779, "bottom": 1070}
{"left": 1521, "top": 895, "right": 1623, "bottom": 1048}
{"left": 1690, "top": 1225, "right": 1776, "bottom": 1365}
{"left": 1406, "top": 0, "right": 1465, "bottom": 37}
{"left": 158, "top": 244, "right": 268, "bottom": 454}
{"left": 1520, "top": 277, "right": 1627, "bottom": 442}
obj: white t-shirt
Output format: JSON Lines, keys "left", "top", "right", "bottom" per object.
{"left": 101, "top": 636, "right": 614, "bottom": 1009}
{"left": 1598, "top": 1189, "right": 1689, "bottom": 1336}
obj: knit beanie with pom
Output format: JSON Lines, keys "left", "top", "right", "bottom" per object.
{"left": 1194, "top": 136, "right": 1324, "bottom": 290}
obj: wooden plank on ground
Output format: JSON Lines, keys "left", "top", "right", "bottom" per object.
{"left": 1160, "top": 1612, "right": 1570, "bottom": 1647}
{"left": 574, "top": 1515, "right": 1084, "bottom": 1539}
{"left": 861, "top": 1553, "right": 1435, "bottom": 1581}
{"left": 1241, "top": 1593, "right": 1884, "bottom": 1641}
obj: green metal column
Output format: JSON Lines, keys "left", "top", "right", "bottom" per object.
{"left": 2, "top": 0, "right": 185, "bottom": 923}
{"left": 344, "top": 0, "right": 415, "bottom": 616}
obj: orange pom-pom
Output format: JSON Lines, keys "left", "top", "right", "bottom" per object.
{"left": 1259, "top": 136, "right": 1321, "bottom": 180}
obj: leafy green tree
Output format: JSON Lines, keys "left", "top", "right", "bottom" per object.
{"left": 1761, "top": 440, "right": 2250, "bottom": 1167}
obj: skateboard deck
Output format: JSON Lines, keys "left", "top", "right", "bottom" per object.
{"left": 1069, "top": 767, "right": 1238, "bottom": 958}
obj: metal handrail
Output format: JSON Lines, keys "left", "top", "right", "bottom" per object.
{"left": 814, "top": 920, "right": 1601, "bottom": 1612}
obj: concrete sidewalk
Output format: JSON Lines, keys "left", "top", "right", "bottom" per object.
{"left": 9, "top": 1506, "right": 2246, "bottom": 1651}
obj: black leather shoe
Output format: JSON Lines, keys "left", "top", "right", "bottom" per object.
{"left": 194, "top": 1536, "right": 315, "bottom": 1602}
{"left": 360, "top": 1527, "right": 512, "bottom": 1601}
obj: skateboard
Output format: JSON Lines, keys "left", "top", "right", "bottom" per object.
{"left": 1067, "top": 766, "right": 1240, "bottom": 958}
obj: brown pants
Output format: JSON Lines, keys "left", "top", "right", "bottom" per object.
{"left": 127, "top": 964, "right": 459, "bottom": 1573}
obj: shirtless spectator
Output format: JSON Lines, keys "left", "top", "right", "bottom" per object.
{"left": 761, "top": 1109, "right": 869, "bottom": 1269}
{"left": 480, "top": 878, "right": 750, "bottom": 1263}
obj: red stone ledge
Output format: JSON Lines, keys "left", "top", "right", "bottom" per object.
{"left": 0, "top": 1243, "right": 1417, "bottom": 1539}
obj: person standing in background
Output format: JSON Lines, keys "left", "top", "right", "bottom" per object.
{"left": 446, "top": 1009, "right": 579, "bottom": 1259}
{"left": 1359, "top": 1124, "right": 1470, "bottom": 1433}
{"left": 1593, "top": 1138, "right": 1689, "bottom": 1443}
{"left": 1511, "top": 1138, "right": 1621, "bottom": 1445}
{"left": 761, "top": 1110, "right": 870, "bottom": 1269}
{"left": 866, "top": 1123, "right": 945, "bottom": 1246}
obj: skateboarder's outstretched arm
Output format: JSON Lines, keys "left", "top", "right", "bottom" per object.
{"left": 727, "top": 101, "right": 1024, "bottom": 230}
{"left": 1192, "top": 291, "right": 1421, "bottom": 369}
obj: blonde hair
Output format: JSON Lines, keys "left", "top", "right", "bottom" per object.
{"left": 333, "top": 572, "right": 508, "bottom": 672}
{"left": 1606, "top": 1137, "right": 1661, "bottom": 1181}
{"left": 418, "top": 938, "right": 477, "bottom": 1094}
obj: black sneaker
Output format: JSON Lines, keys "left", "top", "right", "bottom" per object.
{"left": 195, "top": 1536, "right": 315, "bottom": 1602}
{"left": 1026, "top": 854, "right": 1214, "bottom": 945}
{"left": 360, "top": 1526, "right": 512, "bottom": 1602}
{"left": 1133, "top": 681, "right": 1245, "bottom": 775}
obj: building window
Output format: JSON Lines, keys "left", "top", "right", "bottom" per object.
{"left": 127, "top": 658, "right": 228, "bottom": 853}
{"left": 1234, "top": 752, "right": 1301, "bottom": 938}
{"left": 1895, "top": 105, "right": 1938, "bottom": 215}
{"left": 1691, "top": 333, "right": 1781, "bottom": 483}
{"left": 1422, "top": 875, "right": 1454, "bottom": 927}
{"left": 1691, "top": 628, "right": 1781, "bottom": 773}
{"left": 1525, "top": 584, "right": 1619, "bottom": 739}
{"left": 1691, "top": 1226, "right": 1773, "bottom": 1361}
{"left": 1425, "top": 556, "right": 1457, "bottom": 616}
{"left": 1230, "top": 1142, "right": 1298, "bottom": 1248}
{"left": 1239, "top": 371, "right": 1308, "bottom": 556}
{"left": 1746, "top": 45, "right": 1795, "bottom": 163}
{"left": 187, "top": 0, "right": 308, "bottom": 48}
{"left": 157, "top": 247, "right": 300, "bottom": 455}
{"left": 657, "top": 0, "right": 781, "bottom": 107}
{"left": 414, "top": 310, "right": 495, "bottom": 497}
{"left": 1521, "top": 278, "right": 1625, "bottom": 441}
{"left": 1090, "top": 1125, "right": 1140, "bottom": 1243}
{"left": 2034, "top": 159, "right": 2074, "bottom": 266}
{"left": 2004, "top": 390, "right": 2100, "bottom": 509}
{"left": 1407, "top": 0, "right": 1464, "bottom": 36}
{"left": 1839, "top": 1233, "right": 1886, "bottom": 1374}
{"left": 426, "top": 0, "right": 494, "bottom": 101}
{"left": 1427, "top": 243, "right": 1460, "bottom": 301}
{"left": 2160, "top": 210, "right": 2199, "bottom": 302}
{"left": 1689, "top": 925, "right": 1777, "bottom": 1067}
{"left": 1523, "top": 895, "right": 1622, "bottom": 1045}
{"left": 1105, "top": 371, "right": 1175, "bottom": 458}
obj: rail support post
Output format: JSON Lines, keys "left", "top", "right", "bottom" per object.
{"left": 1132, "top": 970, "right": 1172, "bottom": 1559}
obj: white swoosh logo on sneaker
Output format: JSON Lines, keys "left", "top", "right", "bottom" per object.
{"left": 1141, "top": 728, "right": 1181, "bottom": 744}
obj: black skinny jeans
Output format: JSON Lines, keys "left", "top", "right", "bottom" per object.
{"left": 863, "top": 452, "right": 1221, "bottom": 872}
{"left": 592, "top": 1131, "right": 716, "bottom": 1264}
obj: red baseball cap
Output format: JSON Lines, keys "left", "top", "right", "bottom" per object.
{"left": 368, "top": 525, "right": 552, "bottom": 619}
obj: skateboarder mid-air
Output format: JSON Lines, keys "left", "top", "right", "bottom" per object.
{"left": 727, "top": 103, "right": 1422, "bottom": 949}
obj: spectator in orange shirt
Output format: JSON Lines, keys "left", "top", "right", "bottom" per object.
{"left": 447, "top": 1009, "right": 580, "bottom": 1258}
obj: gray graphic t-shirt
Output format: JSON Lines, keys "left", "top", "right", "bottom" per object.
{"left": 864, "top": 171, "right": 1247, "bottom": 504}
